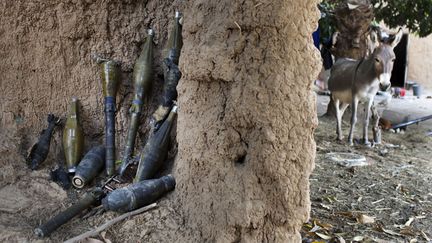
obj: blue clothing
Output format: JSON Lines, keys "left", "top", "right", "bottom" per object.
{"left": 312, "top": 27, "right": 320, "bottom": 49}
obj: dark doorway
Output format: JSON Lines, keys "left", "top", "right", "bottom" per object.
{"left": 390, "top": 33, "right": 409, "bottom": 88}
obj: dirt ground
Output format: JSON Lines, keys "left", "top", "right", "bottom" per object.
{"left": 302, "top": 94, "right": 432, "bottom": 243}
{"left": 0, "top": 137, "right": 183, "bottom": 243}
{"left": 1, "top": 93, "right": 430, "bottom": 243}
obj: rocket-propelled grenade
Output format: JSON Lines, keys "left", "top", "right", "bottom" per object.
{"left": 135, "top": 106, "right": 177, "bottom": 182}
{"left": 72, "top": 146, "right": 105, "bottom": 189}
{"left": 119, "top": 29, "right": 154, "bottom": 177}
{"left": 102, "top": 175, "right": 176, "bottom": 213}
{"left": 34, "top": 188, "right": 104, "bottom": 237}
{"left": 28, "top": 114, "right": 60, "bottom": 170}
{"left": 63, "top": 98, "right": 84, "bottom": 173}
{"left": 165, "top": 11, "right": 183, "bottom": 65}
{"left": 152, "top": 11, "right": 183, "bottom": 126}
{"left": 99, "top": 59, "right": 120, "bottom": 176}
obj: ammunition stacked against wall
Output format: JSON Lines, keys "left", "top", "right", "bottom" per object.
{"left": 135, "top": 106, "right": 177, "bottom": 182}
{"left": 152, "top": 11, "right": 183, "bottom": 127}
{"left": 72, "top": 146, "right": 105, "bottom": 188}
{"left": 119, "top": 29, "right": 154, "bottom": 177}
{"left": 34, "top": 14, "right": 184, "bottom": 238}
{"left": 28, "top": 114, "right": 60, "bottom": 170}
{"left": 102, "top": 175, "right": 175, "bottom": 212}
{"left": 63, "top": 98, "right": 84, "bottom": 173}
{"left": 99, "top": 59, "right": 120, "bottom": 176}
{"left": 35, "top": 188, "right": 104, "bottom": 237}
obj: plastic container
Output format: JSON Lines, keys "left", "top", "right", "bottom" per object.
{"left": 406, "top": 81, "right": 415, "bottom": 90}
{"left": 412, "top": 84, "right": 421, "bottom": 97}
{"left": 393, "top": 87, "right": 406, "bottom": 97}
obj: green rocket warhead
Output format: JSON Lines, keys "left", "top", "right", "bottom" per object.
{"left": 34, "top": 188, "right": 104, "bottom": 237}
{"left": 119, "top": 29, "right": 154, "bottom": 177}
{"left": 135, "top": 105, "right": 178, "bottom": 182}
{"left": 99, "top": 59, "right": 120, "bottom": 176}
{"left": 165, "top": 11, "right": 183, "bottom": 65}
{"left": 152, "top": 12, "right": 183, "bottom": 126}
{"left": 100, "top": 59, "right": 120, "bottom": 98}
{"left": 63, "top": 97, "right": 84, "bottom": 173}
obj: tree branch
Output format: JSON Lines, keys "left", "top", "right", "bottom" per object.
{"left": 64, "top": 203, "right": 158, "bottom": 243}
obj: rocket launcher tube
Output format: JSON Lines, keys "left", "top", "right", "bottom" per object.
{"left": 99, "top": 60, "right": 120, "bottom": 176}
{"left": 102, "top": 175, "right": 175, "bottom": 213}
{"left": 72, "top": 146, "right": 105, "bottom": 189}
{"left": 119, "top": 111, "right": 140, "bottom": 175}
{"left": 119, "top": 29, "right": 154, "bottom": 176}
{"left": 35, "top": 188, "right": 104, "bottom": 237}
{"left": 105, "top": 96, "right": 116, "bottom": 176}
{"left": 135, "top": 106, "right": 177, "bottom": 182}
{"left": 63, "top": 98, "right": 84, "bottom": 173}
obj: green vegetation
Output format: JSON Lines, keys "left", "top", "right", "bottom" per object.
{"left": 321, "top": 0, "right": 432, "bottom": 37}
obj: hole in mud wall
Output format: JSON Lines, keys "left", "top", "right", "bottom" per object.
{"left": 235, "top": 153, "right": 246, "bottom": 165}
{"left": 390, "top": 33, "right": 409, "bottom": 88}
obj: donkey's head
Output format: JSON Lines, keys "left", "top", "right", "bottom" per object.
{"left": 371, "top": 29, "right": 403, "bottom": 91}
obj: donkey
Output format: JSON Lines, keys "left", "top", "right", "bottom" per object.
{"left": 328, "top": 29, "right": 402, "bottom": 146}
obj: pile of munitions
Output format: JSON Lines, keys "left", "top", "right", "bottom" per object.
{"left": 27, "top": 12, "right": 183, "bottom": 238}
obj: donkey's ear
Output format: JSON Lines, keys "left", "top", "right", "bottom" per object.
{"left": 367, "top": 29, "right": 380, "bottom": 55}
{"left": 369, "top": 30, "right": 378, "bottom": 43}
{"left": 391, "top": 28, "right": 403, "bottom": 48}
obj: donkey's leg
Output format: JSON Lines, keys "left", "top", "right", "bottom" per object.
{"left": 371, "top": 104, "right": 381, "bottom": 144}
{"left": 348, "top": 96, "right": 359, "bottom": 146}
{"left": 337, "top": 102, "right": 349, "bottom": 140}
{"left": 334, "top": 98, "right": 343, "bottom": 140}
{"left": 362, "top": 98, "right": 373, "bottom": 146}
{"left": 340, "top": 103, "right": 349, "bottom": 117}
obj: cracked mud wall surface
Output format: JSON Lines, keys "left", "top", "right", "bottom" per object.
{"left": 175, "top": 0, "right": 321, "bottom": 242}
{"left": 0, "top": 0, "right": 181, "bottom": 182}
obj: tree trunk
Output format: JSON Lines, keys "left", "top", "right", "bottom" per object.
{"left": 332, "top": 2, "right": 374, "bottom": 59}
{"left": 174, "top": 0, "right": 321, "bottom": 241}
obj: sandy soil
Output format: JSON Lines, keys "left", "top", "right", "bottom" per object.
{"left": 302, "top": 94, "right": 432, "bottom": 242}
